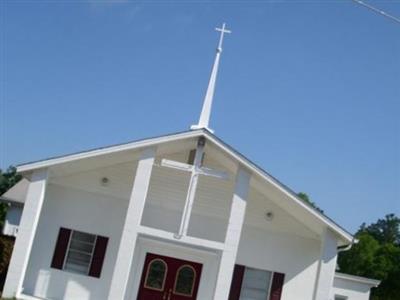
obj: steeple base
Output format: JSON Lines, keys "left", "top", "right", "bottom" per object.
{"left": 190, "top": 125, "right": 214, "bottom": 134}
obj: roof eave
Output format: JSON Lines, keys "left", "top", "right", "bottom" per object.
{"left": 335, "top": 272, "right": 381, "bottom": 287}
{"left": 17, "top": 130, "right": 204, "bottom": 173}
{"left": 202, "top": 132, "right": 354, "bottom": 244}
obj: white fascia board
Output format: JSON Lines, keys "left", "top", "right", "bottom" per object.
{"left": 17, "top": 130, "right": 203, "bottom": 173}
{"left": 335, "top": 272, "right": 381, "bottom": 287}
{"left": 202, "top": 132, "right": 354, "bottom": 244}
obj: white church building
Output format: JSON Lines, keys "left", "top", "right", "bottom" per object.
{"left": 1, "top": 24, "right": 380, "bottom": 300}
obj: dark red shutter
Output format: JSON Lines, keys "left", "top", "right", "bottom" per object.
{"left": 270, "top": 272, "right": 285, "bottom": 300}
{"left": 228, "top": 265, "right": 245, "bottom": 300}
{"left": 51, "top": 227, "right": 71, "bottom": 269}
{"left": 88, "top": 235, "right": 109, "bottom": 278}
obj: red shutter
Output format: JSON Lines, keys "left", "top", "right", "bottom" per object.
{"left": 270, "top": 272, "right": 285, "bottom": 300}
{"left": 228, "top": 265, "right": 245, "bottom": 300}
{"left": 51, "top": 227, "right": 71, "bottom": 269}
{"left": 88, "top": 235, "right": 109, "bottom": 278}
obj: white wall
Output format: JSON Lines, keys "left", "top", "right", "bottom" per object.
{"left": 3, "top": 205, "right": 22, "bottom": 237}
{"left": 23, "top": 184, "right": 129, "bottom": 300}
{"left": 333, "top": 276, "right": 374, "bottom": 300}
{"left": 19, "top": 149, "right": 328, "bottom": 300}
{"left": 236, "top": 225, "right": 321, "bottom": 300}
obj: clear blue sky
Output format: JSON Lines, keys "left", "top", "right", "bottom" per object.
{"left": 1, "top": 0, "right": 399, "bottom": 233}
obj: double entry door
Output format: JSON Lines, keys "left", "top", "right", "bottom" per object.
{"left": 137, "top": 253, "right": 203, "bottom": 300}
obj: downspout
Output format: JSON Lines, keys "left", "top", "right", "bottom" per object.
{"left": 313, "top": 234, "right": 356, "bottom": 300}
{"left": 337, "top": 237, "right": 357, "bottom": 253}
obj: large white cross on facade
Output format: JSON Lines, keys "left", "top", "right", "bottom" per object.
{"left": 161, "top": 137, "right": 229, "bottom": 238}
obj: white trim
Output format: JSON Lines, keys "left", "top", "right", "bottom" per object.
{"left": 204, "top": 133, "right": 353, "bottom": 243}
{"left": 17, "top": 131, "right": 202, "bottom": 173}
{"left": 137, "top": 225, "right": 225, "bottom": 250}
{"left": 87, "top": 235, "right": 98, "bottom": 275}
{"left": 128, "top": 236, "right": 219, "bottom": 300}
{"left": 17, "top": 293, "right": 47, "bottom": 300}
{"left": 16, "top": 129, "right": 353, "bottom": 243}
{"left": 61, "top": 229, "right": 73, "bottom": 271}
{"left": 334, "top": 272, "right": 380, "bottom": 287}
{"left": 62, "top": 229, "right": 97, "bottom": 276}
{"left": 239, "top": 266, "right": 274, "bottom": 300}
{"left": 267, "top": 271, "right": 274, "bottom": 300}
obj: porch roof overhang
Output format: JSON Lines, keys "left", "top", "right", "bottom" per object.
{"left": 15, "top": 129, "right": 354, "bottom": 245}
{"left": 0, "top": 178, "right": 29, "bottom": 206}
{"left": 334, "top": 272, "right": 381, "bottom": 287}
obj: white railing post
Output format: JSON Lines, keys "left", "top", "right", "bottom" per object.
{"left": 2, "top": 169, "right": 48, "bottom": 298}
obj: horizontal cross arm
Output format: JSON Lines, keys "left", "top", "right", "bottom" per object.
{"left": 216, "top": 28, "right": 231, "bottom": 34}
{"left": 160, "top": 159, "right": 193, "bottom": 172}
{"left": 198, "top": 167, "right": 229, "bottom": 180}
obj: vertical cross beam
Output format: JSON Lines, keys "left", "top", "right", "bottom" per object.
{"left": 160, "top": 137, "right": 228, "bottom": 239}
{"left": 2, "top": 169, "right": 48, "bottom": 298}
{"left": 107, "top": 147, "right": 156, "bottom": 300}
{"left": 176, "top": 138, "right": 205, "bottom": 238}
{"left": 213, "top": 167, "right": 250, "bottom": 300}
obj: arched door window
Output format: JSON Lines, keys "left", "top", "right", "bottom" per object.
{"left": 173, "top": 265, "right": 196, "bottom": 296}
{"left": 144, "top": 259, "right": 167, "bottom": 291}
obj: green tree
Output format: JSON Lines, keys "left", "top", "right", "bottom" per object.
{"left": 0, "top": 167, "right": 22, "bottom": 228}
{"left": 338, "top": 214, "right": 400, "bottom": 300}
{"left": 297, "top": 192, "right": 324, "bottom": 213}
{"left": 359, "top": 214, "right": 400, "bottom": 245}
{"left": 0, "top": 167, "right": 21, "bottom": 290}
{"left": 338, "top": 232, "right": 380, "bottom": 277}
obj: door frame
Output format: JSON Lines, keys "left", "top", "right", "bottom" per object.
{"left": 126, "top": 236, "right": 220, "bottom": 300}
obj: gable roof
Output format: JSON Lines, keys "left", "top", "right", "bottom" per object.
{"left": 16, "top": 129, "right": 354, "bottom": 244}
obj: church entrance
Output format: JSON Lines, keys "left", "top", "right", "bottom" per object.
{"left": 137, "top": 252, "right": 203, "bottom": 300}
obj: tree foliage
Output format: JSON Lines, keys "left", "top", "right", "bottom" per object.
{"left": 297, "top": 192, "right": 324, "bottom": 213}
{"left": 0, "top": 167, "right": 22, "bottom": 228}
{"left": 338, "top": 214, "right": 400, "bottom": 300}
{"left": 0, "top": 167, "right": 21, "bottom": 290}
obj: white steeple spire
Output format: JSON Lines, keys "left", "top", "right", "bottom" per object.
{"left": 191, "top": 23, "right": 231, "bottom": 133}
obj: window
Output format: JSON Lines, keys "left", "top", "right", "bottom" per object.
{"left": 229, "top": 265, "right": 285, "bottom": 300}
{"left": 51, "top": 227, "right": 109, "bottom": 278}
{"left": 144, "top": 259, "right": 167, "bottom": 291}
{"left": 64, "top": 230, "right": 97, "bottom": 274}
{"left": 335, "top": 296, "right": 348, "bottom": 300}
{"left": 174, "top": 265, "right": 196, "bottom": 296}
{"left": 240, "top": 267, "right": 272, "bottom": 300}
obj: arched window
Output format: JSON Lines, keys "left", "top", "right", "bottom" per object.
{"left": 144, "top": 259, "right": 167, "bottom": 291}
{"left": 173, "top": 265, "right": 196, "bottom": 296}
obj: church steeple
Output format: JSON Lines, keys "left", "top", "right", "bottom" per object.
{"left": 191, "top": 23, "right": 231, "bottom": 133}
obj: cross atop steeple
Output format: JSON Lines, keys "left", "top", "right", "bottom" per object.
{"left": 191, "top": 23, "right": 231, "bottom": 133}
{"left": 216, "top": 23, "right": 231, "bottom": 52}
